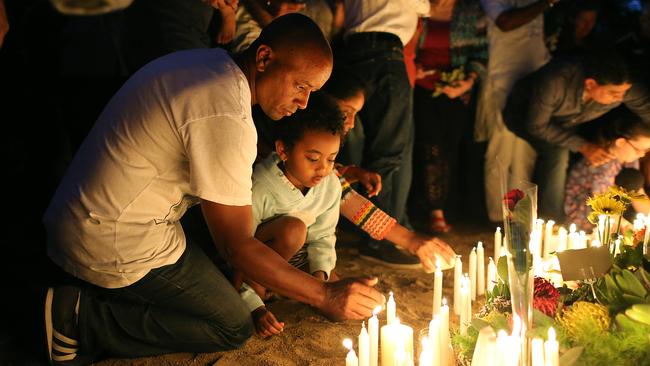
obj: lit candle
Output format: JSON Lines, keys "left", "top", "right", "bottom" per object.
{"left": 557, "top": 226, "right": 567, "bottom": 252}
{"left": 427, "top": 316, "right": 441, "bottom": 366}
{"left": 477, "top": 242, "right": 485, "bottom": 297}
{"left": 579, "top": 230, "right": 587, "bottom": 249}
{"left": 544, "top": 327, "right": 559, "bottom": 366}
{"left": 419, "top": 336, "right": 432, "bottom": 366}
{"left": 439, "top": 299, "right": 450, "bottom": 366}
{"left": 359, "top": 321, "right": 369, "bottom": 366}
{"left": 544, "top": 220, "right": 555, "bottom": 259}
{"left": 644, "top": 216, "right": 650, "bottom": 247}
{"left": 343, "top": 338, "right": 359, "bottom": 366}
{"left": 453, "top": 255, "right": 462, "bottom": 315}
{"left": 369, "top": 306, "right": 380, "bottom": 366}
{"left": 532, "top": 337, "right": 545, "bottom": 366}
{"left": 433, "top": 259, "right": 442, "bottom": 317}
{"left": 380, "top": 318, "right": 413, "bottom": 366}
{"left": 568, "top": 224, "right": 577, "bottom": 250}
{"left": 494, "top": 227, "right": 502, "bottom": 263}
{"left": 469, "top": 248, "right": 477, "bottom": 301}
{"left": 486, "top": 257, "right": 497, "bottom": 293}
{"left": 387, "top": 291, "right": 396, "bottom": 325}
{"left": 495, "top": 329, "right": 510, "bottom": 366}
{"left": 614, "top": 238, "right": 621, "bottom": 256}
{"left": 460, "top": 275, "right": 471, "bottom": 335}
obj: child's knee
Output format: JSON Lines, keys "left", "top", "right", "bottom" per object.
{"left": 278, "top": 216, "right": 307, "bottom": 251}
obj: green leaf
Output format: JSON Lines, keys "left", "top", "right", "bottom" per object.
{"left": 512, "top": 194, "right": 533, "bottom": 228}
{"left": 559, "top": 347, "right": 584, "bottom": 366}
{"left": 497, "top": 255, "right": 509, "bottom": 283}
{"left": 619, "top": 270, "right": 647, "bottom": 298}
{"left": 533, "top": 309, "right": 554, "bottom": 328}
{"left": 471, "top": 318, "right": 490, "bottom": 331}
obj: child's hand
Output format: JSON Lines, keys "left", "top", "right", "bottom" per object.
{"left": 252, "top": 306, "right": 285, "bottom": 338}
{"left": 343, "top": 166, "right": 382, "bottom": 197}
{"left": 313, "top": 271, "right": 327, "bottom": 281}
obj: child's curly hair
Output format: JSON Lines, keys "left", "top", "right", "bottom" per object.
{"left": 274, "top": 91, "right": 345, "bottom": 149}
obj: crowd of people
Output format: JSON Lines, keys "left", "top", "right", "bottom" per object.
{"left": 2, "top": 0, "right": 650, "bottom": 364}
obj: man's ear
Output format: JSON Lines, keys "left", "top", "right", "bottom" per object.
{"left": 275, "top": 140, "right": 288, "bottom": 161}
{"left": 256, "top": 45, "right": 273, "bottom": 72}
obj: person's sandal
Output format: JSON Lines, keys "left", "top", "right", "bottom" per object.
{"left": 430, "top": 217, "right": 452, "bottom": 234}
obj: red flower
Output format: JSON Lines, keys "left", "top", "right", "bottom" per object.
{"left": 503, "top": 189, "right": 525, "bottom": 211}
{"left": 633, "top": 227, "right": 646, "bottom": 248}
{"left": 533, "top": 277, "right": 560, "bottom": 317}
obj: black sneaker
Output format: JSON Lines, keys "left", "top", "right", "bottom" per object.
{"left": 44, "top": 286, "right": 93, "bottom": 366}
{"left": 359, "top": 243, "right": 422, "bottom": 269}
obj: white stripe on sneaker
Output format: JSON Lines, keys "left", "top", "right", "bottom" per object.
{"left": 52, "top": 342, "right": 78, "bottom": 354}
{"left": 53, "top": 329, "right": 78, "bottom": 346}
{"left": 52, "top": 353, "right": 77, "bottom": 362}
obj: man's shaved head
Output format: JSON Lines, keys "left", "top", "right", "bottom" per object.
{"left": 249, "top": 13, "right": 334, "bottom": 120}
{"left": 252, "top": 13, "right": 332, "bottom": 62}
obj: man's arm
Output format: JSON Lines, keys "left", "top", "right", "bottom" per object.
{"left": 493, "top": 0, "right": 556, "bottom": 32}
{"left": 200, "top": 199, "right": 384, "bottom": 320}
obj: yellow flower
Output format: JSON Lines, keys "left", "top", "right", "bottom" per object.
{"left": 586, "top": 191, "right": 628, "bottom": 224}
{"left": 557, "top": 301, "right": 610, "bottom": 340}
{"left": 608, "top": 185, "right": 648, "bottom": 201}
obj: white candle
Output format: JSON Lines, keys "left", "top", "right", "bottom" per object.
{"left": 579, "top": 230, "right": 587, "bottom": 249}
{"left": 568, "top": 224, "right": 577, "bottom": 250}
{"left": 380, "top": 318, "right": 413, "bottom": 366}
{"left": 644, "top": 216, "right": 650, "bottom": 246}
{"left": 343, "top": 338, "right": 359, "bottom": 366}
{"left": 439, "top": 300, "right": 450, "bottom": 366}
{"left": 428, "top": 316, "right": 441, "bottom": 366}
{"left": 495, "top": 330, "right": 510, "bottom": 366}
{"left": 460, "top": 275, "right": 471, "bottom": 335}
{"left": 469, "top": 248, "right": 477, "bottom": 301}
{"left": 532, "top": 337, "right": 545, "bottom": 366}
{"left": 598, "top": 214, "right": 607, "bottom": 243}
{"left": 558, "top": 226, "right": 567, "bottom": 252}
{"left": 494, "top": 227, "right": 502, "bottom": 263}
{"left": 614, "top": 238, "right": 621, "bottom": 256}
{"left": 387, "top": 291, "right": 396, "bottom": 325}
{"left": 369, "top": 307, "right": 380, "bottom": 366}
{"left": 359, "top": 321, "right": 369, "bottom": 366}
{"left": 477, "top": 242, "right": 485, "bottom": 297}
{"left": 419, "top": 336, "right": 433, "bottom": 366}
{"left": 544, "top": 220, "right": 555, "bottom": 259}
{"left": 544, "top": 327, "right": 559, "bottom": 366}
{"left": 453, "top": 256, "right": 462, "bottom": 315}
{"left": 487, "top": 257, "right": 497, "bottom": 293}
{"left": 433, "top": 259, "right": 442, "bottom": 317}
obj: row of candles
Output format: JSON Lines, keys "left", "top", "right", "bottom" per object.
{"left": 472, "top": 316, "right": 559, "bottom": 366}
{"left": 343, "top": 292, "right": 451, "bottom": 366}
{"left": 345, "top": 217, "right": 594, "bottom": 365}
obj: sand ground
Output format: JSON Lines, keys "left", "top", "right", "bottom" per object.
{"left": 88, "top": 223, "right": 494, "bottom": 366}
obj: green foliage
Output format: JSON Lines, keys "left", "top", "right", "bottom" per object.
{"left": 450, "top": 326, "right": 479, "bottom": 361}
{"left": 564, "top": 313, "right": 650, "bottom": 366}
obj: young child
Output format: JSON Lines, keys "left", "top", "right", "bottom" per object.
{"left": 240, "top": 92, "right": 345, "bottom": 337}
{"left": 564, "top": 107, "right": 650, "bottom": 230}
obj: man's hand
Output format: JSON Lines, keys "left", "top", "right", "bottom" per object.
{"left": 344, "top": 166, "right": 382, "bottom": 197}
{"left": 408, "top": 234, "right": 456, "bottom": 272}
{"left": 578, "top": 142, "right": 615, "bottom": 167}
{"left": 318, "top": 277, "right": 385, "bottom": 321}
{"left": 252, "top": 306, "right": 284, "bottom": 337}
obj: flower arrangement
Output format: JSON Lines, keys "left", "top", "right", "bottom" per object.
{"left": 452, "top": 184, "right": 650, "bottom": 365}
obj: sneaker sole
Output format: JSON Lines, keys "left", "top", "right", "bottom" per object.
{"left": 359, "top": 254, "right": 423, "bottom": 270}
{"left": 44, "top": 287, "right": 54, "bottom": 365}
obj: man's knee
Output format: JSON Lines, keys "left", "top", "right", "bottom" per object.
{"left": 209, "top": 301, "right": 254, "bottom": 350}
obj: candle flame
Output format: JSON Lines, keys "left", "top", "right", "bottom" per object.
{"left": 373, "top": 306, "right": 382, "bottom": 315}
{"left": 477, "top": 241, "right": 483, "bottom": 249}
{"left": 442, "top": 297, "right": 447, "bottom": 306}
{"left": 342, "top": 338, "right": 352, "bottom": 350}
{"left": 496, "top": 226, "right": 501, "bottom": 233}
{"left": 548, "top": 327, "right": 556, "bottom": 341}
{"left": 435, "top": 258, "right": 441, "bottom": 269}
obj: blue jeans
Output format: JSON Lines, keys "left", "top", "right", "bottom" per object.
{"left": 342, "top": 32, "right": 414, "bottom": 232}
{"left": 77, "top": 242, "right": 253, "bottom": 358}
